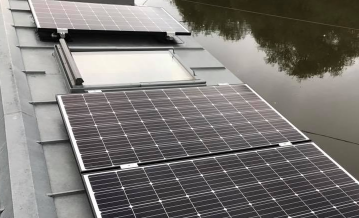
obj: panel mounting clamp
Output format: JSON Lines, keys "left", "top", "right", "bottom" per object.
{"left": 87, "top": 90, "right": 102, "bottom": 93}
{"left": 57, "top": 28, "right": 68, "bottom": 38}
{"left": 120, "top": 163, "right": 138, "bottom": 169}
{"left": 166, "top": 31, "right": 176, "bottom": 40}
{"left": 279, "top": 142, "right": 293, "bottom": 146}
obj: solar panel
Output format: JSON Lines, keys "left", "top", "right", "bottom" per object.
{"left": 83, "top": 142, "right": 359, "bottom": 218}
{"left": 57, "top": 84, "right": 308, "bottom": 172}
{"left": 28, "top": 0, "right": 190, "bottom": 36}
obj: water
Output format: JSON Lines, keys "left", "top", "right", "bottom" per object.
{"left": 143, "top": 0, "right": 359, "bottom": 179}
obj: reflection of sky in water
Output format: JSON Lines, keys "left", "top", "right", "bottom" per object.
{"left": 172, "top": 0, "right": 359, "bottom": 80}
{"left": 144, "top": 0, "right": 359, "bottom": 179}
{"left": 195, "top": 33, "right": 359, "bottom": 83}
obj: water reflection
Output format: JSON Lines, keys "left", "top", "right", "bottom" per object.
{"left": 172, "top": 0, "right": 359, "bottom": 79}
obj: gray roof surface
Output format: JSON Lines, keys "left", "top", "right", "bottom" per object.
{"left": 0, "top": 0, "right": 242, "bottom": 217}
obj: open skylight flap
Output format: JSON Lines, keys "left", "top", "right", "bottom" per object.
{"left": 28, "top": 0, "right": 190, "bottom": 38}
{"left": 83, "top": 142, "right": 359, "bottom": 218}
{"left": 57, "top": 84, "right": 308, "bottom": 172}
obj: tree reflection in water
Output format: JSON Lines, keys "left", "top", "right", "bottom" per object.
{"left": 172, "top": 0, "right": 359, "bottom": 79}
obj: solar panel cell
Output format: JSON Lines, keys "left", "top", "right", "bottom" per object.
{"left": 84, "top": 143, "right": 359, "bottom": 218}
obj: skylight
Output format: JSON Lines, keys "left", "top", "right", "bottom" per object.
{"left": 71, "top": 50, "right": 194, "bottom": 86}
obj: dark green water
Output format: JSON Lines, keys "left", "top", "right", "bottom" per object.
{"left": 143, "top": 0, "right": 359, "bottom": 179}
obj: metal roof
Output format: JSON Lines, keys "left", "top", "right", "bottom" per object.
{"left": 0, "top": 0, "right": 242, "bottom": 217}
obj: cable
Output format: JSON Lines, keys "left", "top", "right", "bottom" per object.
{"left": 301, "top": 130, "right": 359, "bottom": 146}
{"left": 175, "top": 0, "right": 359, "bottom": 32}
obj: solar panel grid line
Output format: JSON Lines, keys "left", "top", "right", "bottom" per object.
{"left": 63, "top": 91, "right": 263, "bottom": 113}
{"left": 251, "top": 151, "right": 311, "bottom": 216}
{"left": 84, "top": 156, "right": 358, "bottom": 217}
{"left": 154, "top": 165, "right": 202, "bottom": 217}
{"left": 57, "top": 1, "right": 74, "bottom": 29}
{"left": 89, "top": 2, "right": 106, "bottom": 30}
{"left": 163, "top": 89, "right": 234, "bottom": 153}
{"left": 73, "top": 2, "right": 88, "bottom": 30}
{"left": 147, "top": 7, "right": 167, "bottom": 33}
{"left": 82, "top": 95, "right": 116, "bottom": 167}
{"left": 152, "top": 8, "right": 170, "bottom": 33}
{"left": 110, "top": 183, "right": 349, "bottom": 212}
{"left": 301, "top": 149, "right": 359, "bottom": 210}
{"left": 276, "top": 148, "right": 359, "bottom": 218}
{"left": 95, "top": 182, "right": 359, "bottom": 217}
{"left": 255, "top": 147, "right": 350, "bottom": 217}
{"left": 244, "top": 85, "right": 308, "bottom": 142}
{"left": 57, "top": 85, "right": 310, "bottom": 172}
{"left": 225, "top": 154, "right": 289, "bottom": 217}
{"left": 179, "top": 85, "right": 296, "bottom": 141}
{"left": 66, "top": 108, "right": 289, "bottom": 130}
{"left": 177, "top": 87, "right": 278, "bottom": 146}
{"left": 179, "top": 88, "right": 259, "bottom": 150}
{"left": 57, "top": 94, "right": 87, "bottom": 170}
{"left": 313, "top": 143, "right": 359, "bottom": 187}
{"left": 214, "top": 86, "right": 289, "bottom": 146}
{"left": 139, "top": 176, "right": 354, "bottom": 216}
{"left": 111, "top": 5, "right": 133, "bottom": 32}
{"left": 210, "top": 157, "right": 262, "bottom": 217}
{"left": 122, "top": 91, "right": 173, "bottom": 160}
{"left": 82, "top": 3, "right": 113, "bottom": 31}
{"left": 172, "top": 156, "right": 348, "bottom": 204}
{"left": 141, "top": 90, "right": 202, "bottom": 156}
{"left": 200, "top": 87, "right": 272, "bottom": 145}
{"left": 292, "top": 205, "right": 344, "bottom": 218}
{"left": 84, "top": 175, "right": 102, "bottom": 217}
{"left": 62, "top": 84, "right": 250, "bottom": 107}
{"left": 189, "top": 162, "right": 235, "bottom": 217}
{"left": 113, "top": 172, "right": 136, "bottom": 216}
{"left": 76, "top": 138, "right": 269, "bottom": 163}
{"left": 120, "top": 159, "right": 341, "bottom": 192}
{"left": 137, "top": 169, "right": 172, "bottom": 217}
{"left": 114, "top": 6, "right": 150, "bottom": 32}
{"left": 102, "top": 93, "right": 142, "bottom": 163}
{"left": 68, "top": 119, "right": 294, "bottom": 143}
{"left": 83, "top": 143, "right": 359, "bottom": 218}
{"left": 82, "top": 93, "right": 153, "bottom": 165}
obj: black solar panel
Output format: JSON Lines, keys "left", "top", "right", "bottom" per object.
{"left": 57, "top": 84, "right": 308, "bottom": 172}
{"left": 83, "top": 143, "right": 359, "bottom": 218}
{"left": 29, "top": 0, "right": 190, "bottom": 35}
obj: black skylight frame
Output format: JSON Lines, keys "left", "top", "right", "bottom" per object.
{"left": 54, "top": 39, "right": 206, "bottom": 93}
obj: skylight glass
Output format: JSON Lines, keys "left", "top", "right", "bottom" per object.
{"left": 71, "top": 51, "right": 194, "bottom": 86}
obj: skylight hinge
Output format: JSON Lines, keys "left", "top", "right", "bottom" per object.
{"left": 120, "top": 163, "right": 138, "bottom": 169}
{"left": 57, "top": 28, "right": 68, "bottom": 39}
{"left": 87, "top": 90, "right": 102, "bottom": 93}
{"left": 279, "top": 142, "right": 292, "bottom": 146}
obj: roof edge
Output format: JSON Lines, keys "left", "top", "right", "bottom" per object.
{"left": 0, "top": 0, "right": 57, "bottom": 217}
